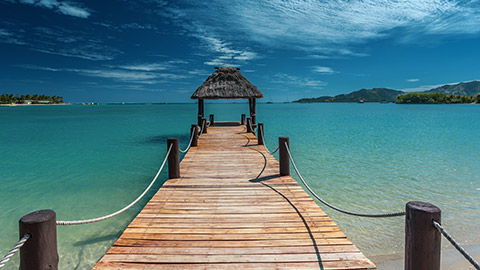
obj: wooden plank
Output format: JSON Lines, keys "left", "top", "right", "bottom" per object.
{"left": 94, "top": 124, "right": 376, "bottom": 269}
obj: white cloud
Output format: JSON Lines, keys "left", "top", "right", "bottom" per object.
{"left": 162, "top": 0, "right": 480, "bottom": 57}
{"left": 313, "top": 66, "right": 336, "bottom": 74}
{"left": 407, "top": 78, "right": 420, "bottom": 82}
{"left": 199, "top": 35, "right": 257, "bottom": 67}
{"left": 17, "top": 0, "right": 91, "bottom": 18}
{"left": 272, "top": 73, "right": 326, "bottom": 88}
{"left": 57, "top": 2, "right": 90, "bottom": 18}
{"left": 118, "top": 64, "right": 169, "bottom": 71}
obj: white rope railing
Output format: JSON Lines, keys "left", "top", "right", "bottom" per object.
{"left": 179, "top": 130, "right": 195, "bottom": 153}
{"left": 260, "top": 129, "right": 279, "bottom": 155}
{"left": 56, "top": 144, "right": 172, "bottom": 225}
{"left": 0, "top": 234, "right": 30, "bottom": 268}
{"left": 285, "top": 142, "right": 406, "bottom": 218}
{"left": 433, "top": 220, "right": 480, "bottom": 270}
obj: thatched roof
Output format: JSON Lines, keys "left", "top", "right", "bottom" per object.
{"left": 191, "top": 67, "right": 263, "bottom": 99}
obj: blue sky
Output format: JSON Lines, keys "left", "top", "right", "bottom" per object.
{"left": 1, "top": 0, "right": 480, "bottom": 103}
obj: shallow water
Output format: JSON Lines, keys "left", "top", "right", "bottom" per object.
{"left": 0, "top": 103, "right": 479, "bottom": 269}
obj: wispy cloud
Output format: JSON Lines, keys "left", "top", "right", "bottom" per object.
{"left": 312, "top": 66, "right": 336, "bottom": 74}
{"left": 17, "top": 0, "right": 91, "bottom": 18}
{"left": 159, "top": 0, "right": 480, "bottom": 57}
{"left": 18, "top": 64, "right": 188, "bottom": 84}
{"left": 199, "top": 36, "right": 257, "bottom": 67}
{"left": 407, "top": 78, "right": 420, "bottom": 82}
{"left": 0, "top": 28, "right": 27, "bottom": 45}
{"left": 272, "top": 73, "right": 326, "bottom": 88}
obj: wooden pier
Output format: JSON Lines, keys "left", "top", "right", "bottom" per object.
{"left": 94, "top": 122, "right": 376, "bottom": 269}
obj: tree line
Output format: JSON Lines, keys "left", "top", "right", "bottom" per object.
{"left": 396, "top": 92, "right": 480, "bottom": 104}
{"left": 0, "top": 93, "right": 64, "bottom": 104}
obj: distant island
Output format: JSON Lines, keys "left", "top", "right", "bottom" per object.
{"left": 293, "top": 81, "right": 480, "bottom": 104}
{"left": 0, "top": 93, "right": 64, "bottom": 106}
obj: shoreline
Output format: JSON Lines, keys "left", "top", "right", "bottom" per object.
{"left": 0, "top": 103, "right": 69, "bottom": 107}
{"left": 372, "top": 243, "right": 480, "bottom": 269}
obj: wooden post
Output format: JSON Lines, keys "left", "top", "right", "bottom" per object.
{"left": 202, "top": 118, "right": 207, "bottom": 134}
{"left": 19, "top": 209, "right": 59, "bottom": 270}
{"left": 251, "top": 98, "right": 256, "bottom": 125}
{"left": 241, "top": 114, "right": 246, "bottom": 125}
{"left": 246, "top": 117, "right": 252, "bottom": 133}
{"left": 191, "top": 124, "right": 198, "bottom": 147}
{"left": 209, "top": 114, "right": 214, "bottom": 126}
{"left": 258, "top": 123, "right": 264, "bottom": 145}
{"left": 279, "top": 137, "right": 290, "bottom": 176}
{"left": 198, "top": 99, "right": 204, "bottom": 126}
{"left": 167, "top": 138, "right": 180, "bottom": 179}
{"left": 405, "top": 201, "right": 441, "bottom": 270}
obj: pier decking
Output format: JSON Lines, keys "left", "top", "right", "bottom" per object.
{"left": 94, "top": 122, "right": 376, "bottom": 269}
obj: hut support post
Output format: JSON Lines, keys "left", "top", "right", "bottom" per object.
{"left": 167, "top": 138, "right": 180, "bottom": 179}
{"left": 251, "top": 98, "right": 256, "bottom": 125}
{"left": 191, "top": 124, "right": 198, "bottom": 147}
{"left": 279, "top": 137, "right": 290, "bottom": 176}
{"left": 19, "top": 209, "right": 59, "bottom": 270}
{"left": 209, "top": 114, "right": 214, "bottom": 126}
{"left": 405, "top": 201, "right": 441, "bottom": 270}
{"left": 198, "top": 99, "right": 204, "bottom": 126}
{"left": 258, "top": 123, "right": 264, "bottom": 145}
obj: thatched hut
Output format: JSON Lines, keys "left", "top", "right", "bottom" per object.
{"left": 191, "top": 67, "right": 263, "bottom": 125}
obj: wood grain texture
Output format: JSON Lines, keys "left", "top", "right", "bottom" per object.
{"left": 94, "top": 124, "right": 376, "bottom": 269}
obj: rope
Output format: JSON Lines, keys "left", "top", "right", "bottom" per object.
{"left": 56, "top": 144, "right": 172, "bottom": 225}
{"left": 0, "top": 234, "right": 30, "bottom": 268}
{"left": 179, "top": 129, "right": 195, "bottom": 153}
{"left": 198, "top": 123, "right": 204, "bottom": 136}
{"left": 247, "top": 120, "right": 255, "bottom": 134}
{"left": 433, "top": 220, "right": 480, "bottom": 270}
{"left": 260, "top": 130, "right": 279, "bottom": 155}
{"left": 285, "top": 142, "right": 406, "bottom": 218}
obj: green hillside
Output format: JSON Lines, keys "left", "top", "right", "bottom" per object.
{"left": 426, "top": 81, "right": 480, "bottom": 96}
{"left": 294, "top": 88, "right": 404, "bottom": 103}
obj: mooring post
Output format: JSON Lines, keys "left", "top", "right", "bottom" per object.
{"left": 405, "top": 201, "right": 441, "bottom": 270}
{"left": 191, "top": 124, "right": 198, "bottom": 147}
{"left": 258, "top": 123, "right": 264, "bottom": 145}
{"left": 241, "top": 114, "right": 246, "bottom": 125}
{"left": 209, "top": 114, "right": 214, "bottom": 126}
{"left": 167, "top": 138, "right": 180, "bottom": 179}
{"left": 246, "top": 117, "right": 252, "bottom": 133}
{"left": 202, "top": 118, "right": 208, "bottom": 134}
{"left": 19, "top": 209, "right": 59, "bottom": 270}
{"left": 279, "top": 137, "right": 290, "bottom": 176}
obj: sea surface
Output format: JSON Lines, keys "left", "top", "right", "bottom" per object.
{"left": 1, "top": 103, "right": 479, "bottom": 269}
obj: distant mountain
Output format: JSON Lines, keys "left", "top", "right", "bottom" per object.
{"left": 425, "top": 81, "right": 480, "bottom": 96}
{"left": 294, "top": 88, "right": 404, "bottom": 103}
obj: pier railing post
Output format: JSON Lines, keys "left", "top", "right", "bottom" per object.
{"left": 258, "top": 123, "right": 264, "bottom": 145}
{"left": 241, "top": 114, "right": 246, "bottom": 125}
{"left": 279, "top": 137, "right": 290, "bottom": 176}
{"left": 202, "top": 118, "right": 207, "bottom": 134}
{"left": 246, "top": 118, "right": 252, "bottom": 133}
{"left": 167, "top": 138, "right": 180, "bottom": 179}
{"left": 209, "top": 114, "right": 214, "bottom": 126}
{"left": 19, "top": 209, "right": 59, "bottom": 270}
{"left": 405, "top": 201, "right": 441, "bottom": 270}
{"left": 191, "top": 124, "right": 198, "bottom": 147}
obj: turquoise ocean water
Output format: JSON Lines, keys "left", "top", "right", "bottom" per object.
{"left": 1, "top": 103, "right": 479, "bottom": 269}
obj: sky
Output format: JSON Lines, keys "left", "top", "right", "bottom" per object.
{"left": 1, "top": 0, "right": 480, "bottom": 103}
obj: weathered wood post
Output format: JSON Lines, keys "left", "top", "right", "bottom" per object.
{"left": 198, "top": 99, "right": 204, "bottom": 126}
{"left": 246, "top": 117, "right": 252, "bottom": 133}
{"left": 191, "top": 124, "right": 198, "bottom": 147}
{"left": 167, "top": 138, "right": 180, "bottom": 179}
{"left": 209, "top": 114, "right": 214, "bottom": 126}
{"left": 405, "top": 201, "right": 441, "bottom": 270}
{"left": 251, "top": 98, "right": 256, "bottom": 125}
{"left": 19, "top": 209, "right": 59, "bottom": 270}
{"left": 279, "top": 137, "right": 290, "bottom": 176}
{"left": 258, "top": 123, "right": 264, "bottom": 145}
{"left": 202, "top": 118, "right": 208, "bottom": 134}
{"left": 241, "top": 114, "right": 246, "bottom": 125}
